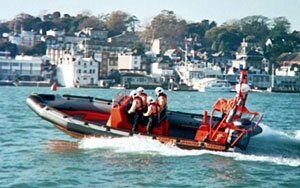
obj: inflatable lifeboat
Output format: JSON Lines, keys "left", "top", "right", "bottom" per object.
{"left": 26, "top": 69, "right": 263, "bottom": 151}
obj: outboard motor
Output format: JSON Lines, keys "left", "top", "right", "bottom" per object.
{"left": 230, "top": 118, "right": 263, "bottom": 150}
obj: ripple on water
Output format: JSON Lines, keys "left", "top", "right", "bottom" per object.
{"left": 1, "top": 87, "right": 300, "bottom": 187}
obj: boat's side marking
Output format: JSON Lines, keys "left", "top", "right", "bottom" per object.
{"left": 204, "top": 143, "right": 226, "bottom": 150}
{"left": 155, "top": 136, "right": 177, "bottom": 144}
{"left": 179, "top": 140, "right": 200, "bottom": 147}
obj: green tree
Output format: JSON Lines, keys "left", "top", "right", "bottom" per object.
{"left": 52, "top": 11, "right": 61, "bottom": 20}
{"left": 104, "top": 10, "right": 133, "bottom": 37}
{"left": 239, "top": 15, "right": 270, "bottom": 43}
{"left": 9, "top": 13, "right": 44, "bottom": 32}
{"left": 78, "top": 16, "right": 105, "bottom": 30}
{"left": 142, "top": 10, "right": 187, "bottom": 48}
{"left": 187, "top": 20, "right": 216, "bottom": 39}
{"left": 132, "top": 42, "right": 145, "bottom": 55}
{"left": 60, "top": 14, "right": 73, "bottom": 34}
{"left": 0, "top": 42, "right": 18, "bottom": 57}
{"left": 127, "top": 15, "right": 139, "bottom": 32}
{"left": 270, "top": 17, "right": 291, "bottom": 37}
{"left": 22, "top": 42, "right": 46, "bottom": 56}
{"left": 0, "top": 22, "right": 10, "bottom": 35}
{"left": 205, "top": 24, "right": 243, "bottom": 52}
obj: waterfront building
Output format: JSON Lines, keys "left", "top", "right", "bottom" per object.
{"left": 164, "top": 49, "right": 183, "bottom": 61}
{"left": 56, "top": 51, "right": 98, "bottom": 87}
{"left": 9, "top": 30, "right": 39, "bottom": 48}
{"left": 78, "top": 40, "right": 125, "bottom": 53}
{"left": 94, "top": 52, "right": 118, "bottom": 79}
{"left": 78, "top": 28, "right": 108, "bottom": 41}
{"left": 151, "top": 56, "right": 174, "bottom": 78}
{"left": 46, "top": 29, "right": 65, "bottom": 42}
{"left": 120, "top": 72, "right": 161, "bottom": 89}
{"left": 0, "top": 54, "right": 48, "bottom": 81}
{"left": 277, "top": 52, "right": 300, "bottom": 67}
{"left": 231, "top": 39, "right": 267, "bottom": 74}
{"left": 107, "top": 31, "right": 139, "bottom": 47}
{"left": 272, "top": 52, "right": 300, "bottom": 91}
{"left": 118, "top": 50, "right": 141, "bottom": 70}
{"left": 176, "top": 61, "right": 223, "bottom": 86}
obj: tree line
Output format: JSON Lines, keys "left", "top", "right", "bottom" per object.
{"left": 0, "top": 9, "right": 299, "bottom": 63}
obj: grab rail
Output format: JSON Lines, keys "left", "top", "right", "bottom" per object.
{"left": 209, "top": 109, "right": 263, "bottom": 144}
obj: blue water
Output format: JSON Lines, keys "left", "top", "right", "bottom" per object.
{"left": 1, "top": 86, "right": 300, "bottom": 187}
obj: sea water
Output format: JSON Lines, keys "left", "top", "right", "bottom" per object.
{"left": 1, "top": 86, "right": 300, "bottom": 187}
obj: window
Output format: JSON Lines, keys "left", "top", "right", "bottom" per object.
{"left": 90, "top": 61, "right": 93, "bottom": 66}
{"left": 84, "top": 70, "right": 87, "bottom": 73}
{"left": 78, "top": 69, "right": 81, "bottom": 73}
{"left": 139, "top": 78, "right": 145, "bottom": 83}
{"left": 84, "top": 63, "right": 87, "bottom": 68}
{"left": 78, "top": 61, "right": 81, "bottom": 66}
{"left": 89, "top": 69, "right": 92, "bottom": 73}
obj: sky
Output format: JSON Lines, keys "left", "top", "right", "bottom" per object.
{"left": 0, "top": 0, "right": 299, "bottom": 31}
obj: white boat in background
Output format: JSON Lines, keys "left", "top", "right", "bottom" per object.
{"left": 193, "top": 78, "right": 232, "bottom": 92}
{"left": 110, "top": 84, "right": 126, "bottom": 90}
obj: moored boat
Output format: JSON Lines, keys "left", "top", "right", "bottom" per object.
{"left": 27, "top": 68, "right": 263, "bottom": 151}
{"left": 193, "top": 78, "right": 232, "bottom": 92}
{"left": 0, "top": 80, "right": 14, "bottom": 86}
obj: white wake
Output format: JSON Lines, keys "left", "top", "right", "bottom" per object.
{"left": 294, "top": 130, "right": 300, "bottom": 140}
{"left": 78, "top": 134, "right": 300, "bottom": 167}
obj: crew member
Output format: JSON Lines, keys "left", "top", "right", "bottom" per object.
{"left": 155, "top": 87, "right": 167, "bottom": 108}
{"left": 128, "top": 90, "right": 143, "bottom": 132}
{"left": 155, "top": 87, "right": 168, "bottom": 120}
{"left": 144, "top": 97, "right": 160, "bottom": 134}
{"left": 136, "top": 87, "right": 147, "bottom": 110}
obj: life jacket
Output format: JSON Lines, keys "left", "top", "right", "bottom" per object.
{"left": 133, "top": 96, "right": 143, "bottom": 110}
{"left": 149, "top": 103, "right": 159, "bottom": 116}
{"left": 157, "top": 93, "right": 167, "bottom": 108}
{"left": 139, "top": 92, "right": 148, "bottom": 108}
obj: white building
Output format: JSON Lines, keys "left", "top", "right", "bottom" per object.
{"left": 56, "top": 51, "right": 99, "bottom": 87}
{"left": 151, "top": 61, "right": 174, "bottom": 77}
{"left": 9, "top": 30, "right": 37, "bottom": 48}
{"left": 151, "top": 39, "right": 161, "bottom": 55}
{"left": 46, "top": 29, "right": 65, "bottom": 37}
{"left": 276, "top": 66, "right": 300, "bottom": 77}
{"left": 118, "top": 52, "right": 141, "bottom": 70}
{"left": 46, "top": 29, "right": 65, "bottom": 43}
{"left": 0, "top": 55, "right": 44, "bottom": 80}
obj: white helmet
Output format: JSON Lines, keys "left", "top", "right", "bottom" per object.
{"left": 136, "top": 87, "right": 145, "bottom": 94}
{"left": 235, "top": 83, "right": 251, "bottom": 93}
{"left": 129, "top": 90, "right": 138, "bottom": 97}
{"left": 147, "top": 96, "right": 155, "bottom": 104}
{"left": 155, "top": 87, "right": 164, "bottom": 94}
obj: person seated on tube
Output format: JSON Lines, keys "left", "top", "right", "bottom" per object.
{"left": 143, "top": 96, "right": 160, "bottom": 134}
{"left": 127, "top": 90, "right": 144, "bottom": 132}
